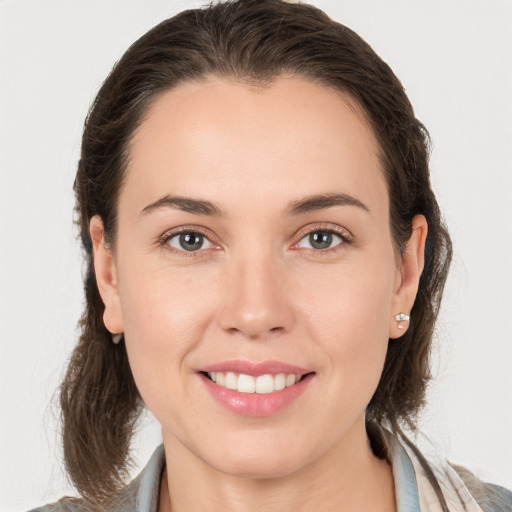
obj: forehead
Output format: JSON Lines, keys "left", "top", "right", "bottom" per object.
{"left": 124, "top": 75, "right": 387, "bottom": 217}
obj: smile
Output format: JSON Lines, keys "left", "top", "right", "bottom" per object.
{"left": 206, "top": 372, "right": 302, "bottom": 394}
{"left": 199, "top": 361, "right": 314, "bottom": 417}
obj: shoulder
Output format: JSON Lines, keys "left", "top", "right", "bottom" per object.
{"left": 27, "top": 473, "right": 147, "bottom": 512}
{"left": 27, "top": 497, "right": 87, "bottom": 512}
{"left": 27, "top": 445, "right": 166, "bottom": 512}
{"left": 375, "top": 424, "right": 512, "bottom": 512}
{"left": 26, "top": 490, "right": 137, "bottom": 512}
{"left": 452, "top": 464, "right": 512, "bottom": 512}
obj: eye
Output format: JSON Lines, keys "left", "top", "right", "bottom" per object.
{"left": 166, "top": 231, "right": 214, "bottom": 252}
{"left": 296, "top": 230, "right": 345, "bottom": 250}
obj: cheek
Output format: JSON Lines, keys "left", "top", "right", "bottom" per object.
{"left": 295, "top": 253, "right": 396, "bottom": 401}
{"left": 296, "top": 251, "right": 397, "bottom": 339}
{"left": 118, "top": 251, "right": 217, "bottom": 339}
{"left": 115, "top": 260, "right": 218, "bottom": 406}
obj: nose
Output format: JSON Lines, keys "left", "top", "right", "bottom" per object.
{"left": 218, "top": 252, "right": 295, "bottom": 340}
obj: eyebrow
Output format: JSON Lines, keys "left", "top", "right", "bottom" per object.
{"left": 140, "top": 192, "right": 369, "bottom": 219}
{"left": 284, "top": 193, "right": 370, "bottom": 216}
{"left": 140, "top": 195, "right": 224, "bottom": 217}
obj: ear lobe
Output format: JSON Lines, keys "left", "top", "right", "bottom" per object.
{"left": 90, "top": 215, "right": 124, "bottom": 334}
{"left": 389, "top": 214, "right": 428, "bottom": 339}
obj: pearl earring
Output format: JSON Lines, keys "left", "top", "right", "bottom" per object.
{"left": 394, "top": 313, "right": 410, "bottom": 330}
{"left": 112, "top": 333, "right": 123, "bottom": 344}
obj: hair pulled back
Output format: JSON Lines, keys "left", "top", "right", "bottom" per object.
{"left": 62, "top": 0, "right": 452, "bottom": 503}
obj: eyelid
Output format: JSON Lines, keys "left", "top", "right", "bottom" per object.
{"left": 157, "top": 225, "right": 221, "bottom": 255}
{"left": 291, "top": 222, "right": 354, "bottom": 250}
{"left": 156, "top": 222, "right": 353, "bottom": 256}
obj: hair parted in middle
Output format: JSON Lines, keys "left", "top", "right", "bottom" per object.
{"left": 62, "top": 0, "right": 452, "bottom": 503}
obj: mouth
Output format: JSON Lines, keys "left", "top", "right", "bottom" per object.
{"left": 201, "top": 371, "right": 308, "bottom": 394}
{"left": 198, "top": 361, "right": 315, "bottom": 417}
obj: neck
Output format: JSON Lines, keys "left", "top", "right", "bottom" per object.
{"left": 159, "top": 419, "right": 396, "bottom": 512}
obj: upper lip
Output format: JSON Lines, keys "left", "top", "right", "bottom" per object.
{"left": 200, "top": 360, "right": 312, "bottom": 376}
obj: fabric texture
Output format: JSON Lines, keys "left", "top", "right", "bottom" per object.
{"left": 29, "top": 428, "right": 511, "bottom": 512}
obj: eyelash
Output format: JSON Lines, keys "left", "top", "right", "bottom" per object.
{"left": 158, "top": 223, "right": 353, "bottom": 257}
{"left": 157, "top": 226, "right": 220, "bottom": 258}
{"left": 292, "top": 223, "right": 353, "bottom": 255}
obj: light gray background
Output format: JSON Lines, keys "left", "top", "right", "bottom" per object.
{"left": 1, "top": 1, "right": 511, "bottom": 510}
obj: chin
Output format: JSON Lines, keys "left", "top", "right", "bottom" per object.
{"left": 213, "top": 459, "right": 301, "bottom": 480}
{"left": 203, "top": 442, "right": 310, "bottom": 480}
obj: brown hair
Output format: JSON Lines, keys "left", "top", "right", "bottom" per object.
{"left": 62, "top": 0, "right": 452, "bottom": 504}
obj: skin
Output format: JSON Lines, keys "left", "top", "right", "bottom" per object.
{"left": 91, "top": 76, "right": 427, "bottom": 511}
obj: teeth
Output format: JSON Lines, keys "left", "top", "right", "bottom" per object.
{"left": 255, "top": 374, "right": 274, "bottom": 394}
{"left": 274, "top": 373, "right": 286, "bottom": 391}
{"left": 285, "top": 374, "right": 296, "bottom": 387}
{"left": 206, "top": 371, "right": 304, "bottom": 394}
{"left": 238, "top": 374, "right": 256, "bottom": 393}
{"left": 225, "top": 372, "right": 238, "bottom": 390}
{"left": 216, "top": 372, "right": 226, "bottom": 387}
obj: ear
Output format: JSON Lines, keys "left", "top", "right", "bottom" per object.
{"left": 389, "top": 215, "right": 428, "bottom": 339}
{"left": 90, "top": 215, "right": 124, "bottom": 335}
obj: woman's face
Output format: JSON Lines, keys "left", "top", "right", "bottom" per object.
{"left": 93, "top": 76, "right": 424, "bottom": 478}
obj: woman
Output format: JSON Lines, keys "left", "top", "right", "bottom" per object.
{"left": 27, "top": 0, "right": 511, "bottom": 511}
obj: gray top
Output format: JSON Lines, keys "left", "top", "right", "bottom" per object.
{"left": 29, "top": 429, "right": 511, "bottom": 512}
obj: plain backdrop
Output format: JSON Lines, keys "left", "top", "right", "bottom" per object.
{"left": 1, "top": 0, "right": 511, "bottom": 510}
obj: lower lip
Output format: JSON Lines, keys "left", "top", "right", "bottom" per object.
{"left": 200, "top": 373, "right": 313, "bottom": 417}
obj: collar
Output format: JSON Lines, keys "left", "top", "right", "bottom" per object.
{"left": 127, "top": 430, "right": 482, "bottom": 512}
{"left": 380, "top": 427, "right": 483, "bottom": 512}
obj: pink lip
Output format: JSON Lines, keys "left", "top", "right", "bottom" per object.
{"left": 198, "top": 360, "right": 314, "bottom": 417}
{"left": 200, "top": 360, "right": 311, "bottom": 376}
